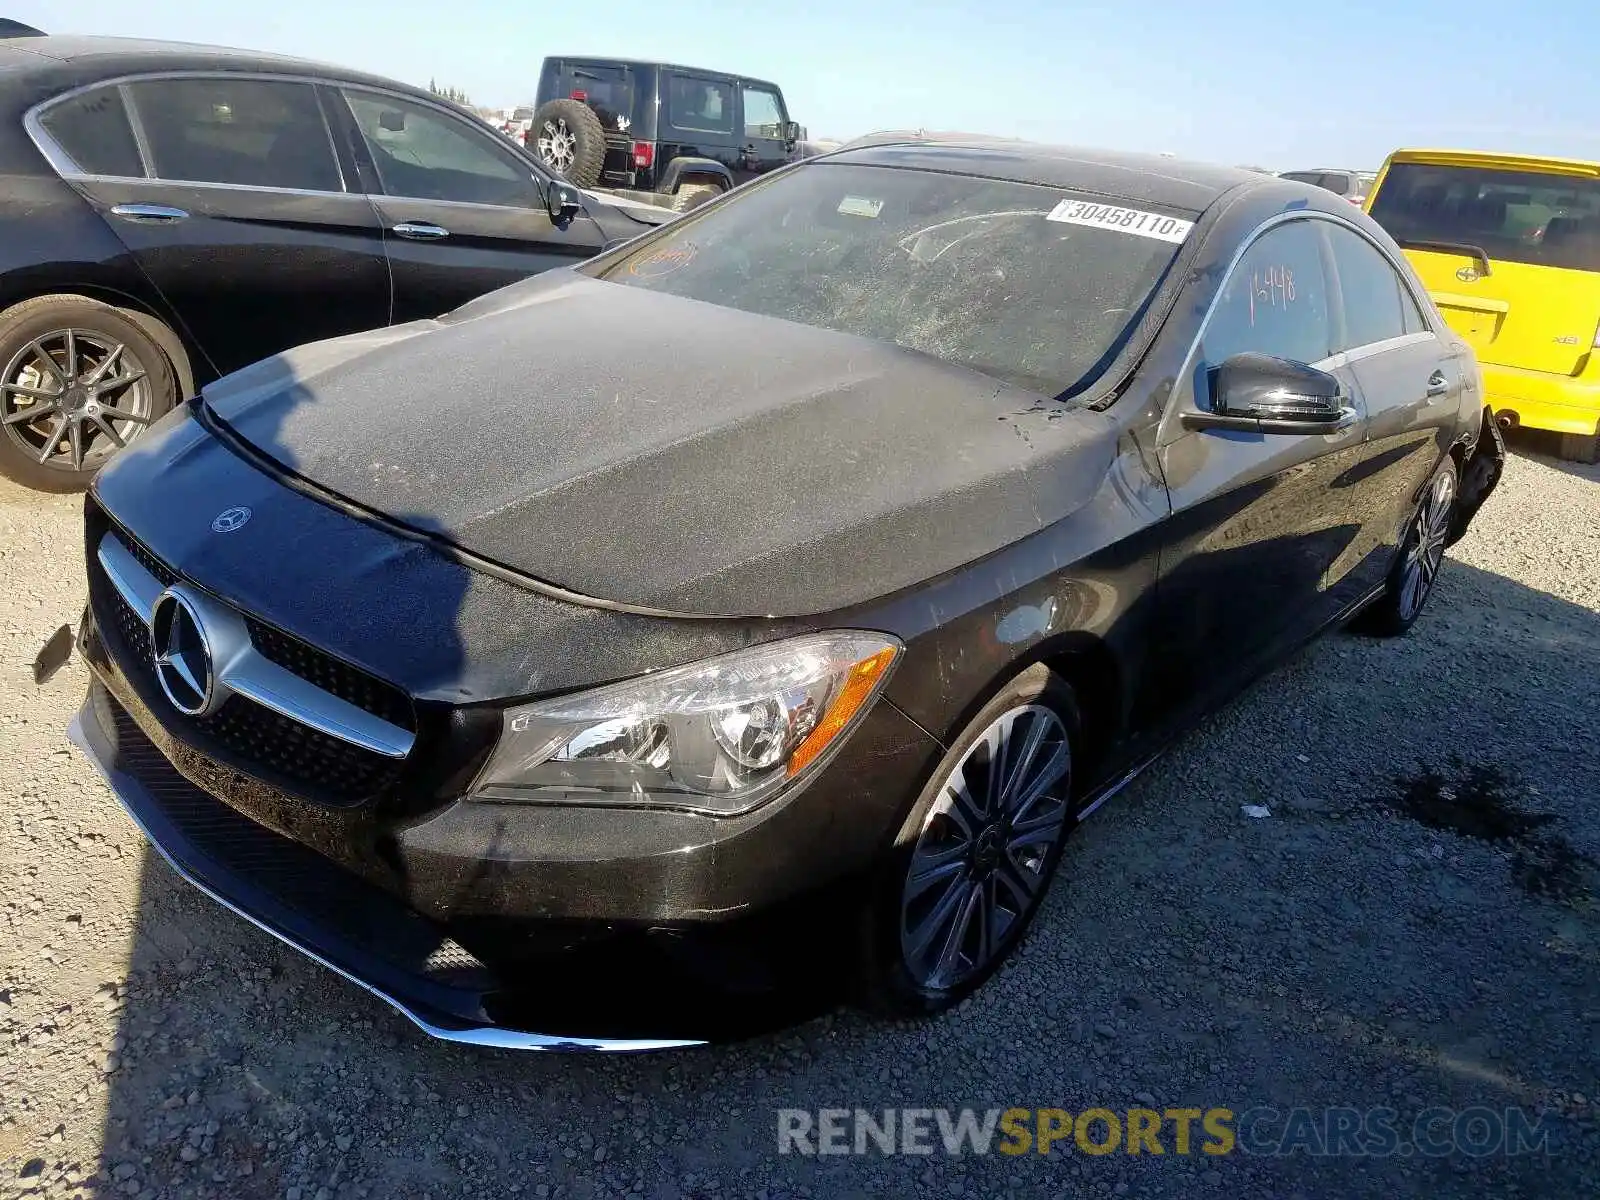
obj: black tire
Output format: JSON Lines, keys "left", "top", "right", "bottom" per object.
{"left": 860, "top": 664, "right": 1081, "bottom": 1017}
{"left": 1557, "top": 431, "right": 1599, "bottom": 465}
{"left": 0, "top": 295, "right": 177, "bottom": 493}
{"left": 1361, "top": 456, "right": 1460, "bottom": 637}
{"left": 671, "top": 181, "right": 724, "bottom": 213}
{"left": 529, "top": 99, "right": 606, "bottom": 187}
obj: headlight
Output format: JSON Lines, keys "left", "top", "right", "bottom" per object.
{"left": 470, "top": 632, "right": 901, "bottom": 815}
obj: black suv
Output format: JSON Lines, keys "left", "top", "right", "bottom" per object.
{"left": 0, "top": 34, "right": 668, "bottom": 492}
{"left": 528, "top": 57, "right": 801, "bottom": 210}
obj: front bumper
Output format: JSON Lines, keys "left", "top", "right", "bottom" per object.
{"left": 73, "top": 584, "right": 941, "bottom": 1047}
{"left": 72, "top": 682, "right": 696, "bottom": 1050}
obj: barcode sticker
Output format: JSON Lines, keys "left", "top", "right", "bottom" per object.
{"left": 1046, "top": 200, "right": 1194, "bottom": 243}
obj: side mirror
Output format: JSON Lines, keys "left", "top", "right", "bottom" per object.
{"left": 546, "top": 181, "right": 582, "bottom": 223}
{"left": 783, "top": 121, "right": 802, "bottom": 145}
{"left": 1183, "top": 352, "right": 1356, "bottom": 434}
{"left": 378, "top": 110, "right": 406, "bottom": 133}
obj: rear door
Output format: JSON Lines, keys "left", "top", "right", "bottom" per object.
{"left": 336, "top": 88, "right": 609, "bottom": 324}
{"left": 35, "top": 76, "right": 390, "bottom": 379}
{"left": 1366, "top": 156, "right": 1600, "bottom": 375}
{"left": 738, "top": 81, "right": 790, "bottom": 177}
{"left": 1153, "top": 217, "right": 1371, "bottom": 706}
{"left": 659, "top": 70, "right": 743, "bottom": 181}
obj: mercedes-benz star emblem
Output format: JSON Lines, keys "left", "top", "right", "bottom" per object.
{"left": 151, "top": 590, "right": 215, "bottom": 716}
{"left": 211, "top": 506, "right": 252, "bottom": 533}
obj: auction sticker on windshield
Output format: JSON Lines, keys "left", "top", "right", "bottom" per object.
{"left": 1046, "top": 199, "right": 1194, "bottom": 243}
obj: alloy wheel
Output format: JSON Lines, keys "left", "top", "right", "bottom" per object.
{"left": 1397, "top": 467, "right": 1456, "bottom": 622}
{"left": 536, "top": 119, "right": 577, "bottom": 174}
{"left": 1, "top": 329, "right": 154, "bottom": 475}
{"left": 900, "top": 703, "right": 1072, "bottom": 991}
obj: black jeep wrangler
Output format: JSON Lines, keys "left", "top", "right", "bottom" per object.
{"left": 528, "top": 57, "right": 802, "bottom": 211}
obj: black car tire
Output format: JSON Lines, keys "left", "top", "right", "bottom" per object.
{"left": 671, "top": 181, "right": 724, "bottom": 213}
{"left": 530, "top": 99, "right": 606, "bottom": 187}
{"left": 0, "top": 295, "right": 177, "bottom": 493}
{"left": 860, "top": 664, "right": 1081, "bottom": 1017}
{"left": 1557, "top": 431, "right": 1599, "bottom": 465}
{"left": 1361, "top": 455, "right": 1460, "bottom": 638}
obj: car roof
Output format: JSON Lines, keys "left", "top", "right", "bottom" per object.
{"left": 542, "top": 55, "right": 773, "bottom": 85}
{"left": 0, "top": 33, "right": 419, "bottom": 93}
{"left": 822, "top": 135, "right": 1270, "bottom": 213}
{"left": 1382, "top": 148, "right": 1600, "bottom": 176}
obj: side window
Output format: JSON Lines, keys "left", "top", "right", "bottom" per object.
{"left": 742, "top": 86, "right": 784, "bottom": 138}
{"left": 1326, "top": 224, "right": 1409, "bottom": 351}
{"left": 36, "top": 86, "right": 144, "bottom": 178}
{"left": 667, "top": 74, "right": 734, "bottom": 135}
{"left": 344, "top": 91, "right": 539, "bottom": 207}
{"left": 1401, "top": 287, "right": 1429, "bottom": 334}
{"left": 124, "top": 79, "right": 341, "bottom": 192}
{"left": 1198, "top": 220, "right": 1334, "bottom": 393}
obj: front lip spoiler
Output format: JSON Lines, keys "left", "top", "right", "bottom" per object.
{"left": 68, "top": 711, "right": 704, "bottom": 1053}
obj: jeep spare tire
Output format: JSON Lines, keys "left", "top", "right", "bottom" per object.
{"left": 531, "top": 99, "right": 606, "bottom": 187}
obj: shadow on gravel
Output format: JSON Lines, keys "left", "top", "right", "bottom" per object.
{"left": 1502, "top": 427, "right": 1600, "bottom": 482}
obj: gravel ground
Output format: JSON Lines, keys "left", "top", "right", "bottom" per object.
{"left": 2, "top": 439, "right": 1598, "bottom": 1200}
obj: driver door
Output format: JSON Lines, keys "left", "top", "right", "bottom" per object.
{"left": 332, "top": 87, "right": 608, "bottom": 323}
{"left": 1150, "top": 217, "right": 1373, "bottom": 712}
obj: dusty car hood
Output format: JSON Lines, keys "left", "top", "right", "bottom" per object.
{"left": 202, "top": 271, "right": 1117, "bottom": 618}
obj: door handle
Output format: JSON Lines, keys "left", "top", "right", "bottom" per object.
{"left": 391, "top": 222, "right": 449, "bottom": 241}
{"left": 1426, "top": 369, "right": 1450, "bottom": 397}
{"left": 109, "top": 203, "right": 189, "bottom": 223}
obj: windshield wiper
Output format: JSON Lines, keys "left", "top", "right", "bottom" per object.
{"left": 1396, "top": 238, "right": 1493, "bottom": 277}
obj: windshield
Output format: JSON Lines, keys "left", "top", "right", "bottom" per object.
{"left": 1368, "top": 161, "right": 1600, "bottom": 273}
{"left": 596, "top": 163, "right": 1191, "bottom": 397}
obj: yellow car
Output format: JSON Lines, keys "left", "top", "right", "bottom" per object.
{"left": 1365, "top": 149, "right": 1600, "bottom": 462}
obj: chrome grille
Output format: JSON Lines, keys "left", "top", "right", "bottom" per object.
{"left": 91, "top": 522, "right": 416, "bottom": 806}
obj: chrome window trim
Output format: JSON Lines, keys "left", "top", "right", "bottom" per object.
{"left": 97, "top": 534, "right": 415, "bottom": 760}
{"left": 335, "top": 84, "right": 551, "bottom": 206}
{"left": 27, "top": 69, "right": 359, "bottom": 195}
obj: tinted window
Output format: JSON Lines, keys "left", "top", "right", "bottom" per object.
{"left": 1327, "top": 224, "right": 1409, "bottom": 350}
{"left": 38, "top": 86, "right": 143, "bottom": 178}
{"left": 543, "top": 61, "right": 640, "bottom": 131}
{"left": 743, "top": 86, "right": 783, "bottom": 137}
{"left": 1199, "top": 220, "right": 1333, "bottom": 387}
{"left": 1368, "top": 161, "right": 1600, "bottom": 273}
{"left": 1280, "top": 172, "right": 1321, "bottom": 187}
{"left": 125, "top": 79, "right": 340, "bottom": 192}
{"left": 667, "top": 74, "right": 734, "bottom": 135}
{"left": 599, "top": 163, "right": 1188, "bottom": 396}
{"left": 345, "top": 92, "right": 538, "bottom": 207}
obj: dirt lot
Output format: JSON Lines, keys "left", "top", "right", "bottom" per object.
{"left": 2, "top": 440, "right": 1598, "bottom": 1200}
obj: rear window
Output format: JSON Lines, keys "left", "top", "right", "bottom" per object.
{"left": 1368, "top": 161, "right": 1600, "bottom": 273}
{"left": 596, "top": 163, "right": 1192, "bottom": 398}
{"left": 37, "top": 85, "right": 143, "bottom": 177}
{"left": 543, "top": 61, "right": 638, "bottom": 132}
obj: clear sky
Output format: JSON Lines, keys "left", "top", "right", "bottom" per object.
{"left": 11, "top": 0, "right": 1595, "bottom": 170}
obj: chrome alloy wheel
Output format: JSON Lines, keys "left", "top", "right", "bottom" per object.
{"left": 536, "top": 118, "right": 577, "bottom": 174}
{"left": 900, "top": 704, "right": 1073, "bottom": 991}
{"left": 1398, "top": 466, "right": 1456, "bottom": 622}
{"left": 1, "top": 329, "right": 154, "bottom": 474}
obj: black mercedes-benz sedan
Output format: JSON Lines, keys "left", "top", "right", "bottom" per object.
{"left": 67, "top": 136, "right": 1505, "bottom": 1049}
{"left": 0, "top": 32, "right": 669, "bottom": 492}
